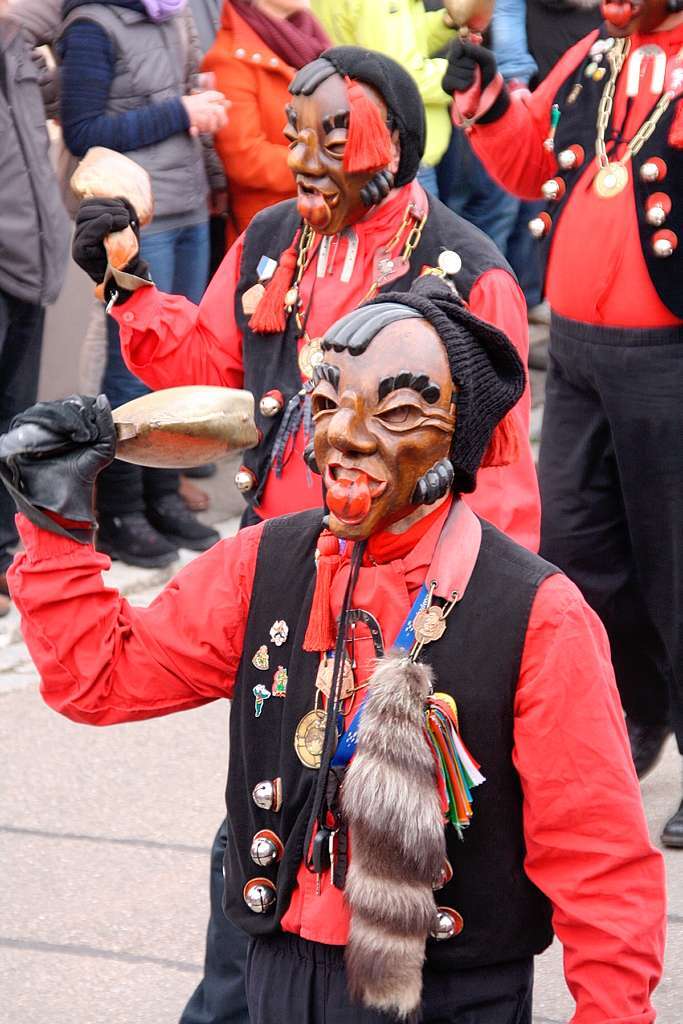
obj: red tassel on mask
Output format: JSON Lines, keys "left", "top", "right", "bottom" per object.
{"left": 481, "top": 410, "right": 520, "bottom": 468}
{"left": 248, "top": 234, "right": 300, "bottom": 335}
{"left": 669, "top": 102, "right": 683, "bottom": 149}
{"left": 343, "top": 76, "right": 393, "bottom": 175}
{"left": 303, "top": 531, "right": 341, "bottom": 652}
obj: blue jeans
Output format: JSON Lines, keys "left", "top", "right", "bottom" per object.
{"left": 437, "top": 131, "right": 543, "bottom": 308}
{"left": 99, "top": 220, "right": 209, "bottom": 516}
{"left": 416, "top": 163, "right": 440, "bottom": 197}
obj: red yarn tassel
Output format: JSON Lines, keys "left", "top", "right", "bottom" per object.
{"left": 303, "top": 531, "right": 341, "bottom": 652}
{"left": 343, "top": 76, "right": 393, "bottom": 175}
{"left": 248, "top": 235, "right": 300, "bottom": 334}
{"left": 481, "top": 411, "right": 520, "bottom": 468}
{"left": 669, "top": 101, "right": 683, "bottom": 149}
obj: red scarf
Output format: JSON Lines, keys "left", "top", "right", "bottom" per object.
{"left": 229, "top": 1, "right": 331, "bottom": 70}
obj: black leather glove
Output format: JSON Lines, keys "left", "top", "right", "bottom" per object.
{"left": 443, "top": 39, "right": 509, "bottom": 124}
{"left": 73, "top": 197, "right": 150, "bottom": 291}
{"left": 0, "top": 395, "right": 116, "bottom": 543}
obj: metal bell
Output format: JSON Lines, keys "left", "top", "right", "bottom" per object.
{"left": 250, "top": 829, "right": 284, "bottom": 867}
{"left": 541, "top": 178, "right": 566, "bottom": 201}
{"left": 235, "top": 467, "right": 256, "bottom": 493}
{"left": 528, "top": 213, "right": 551, "bottom": 239}
{"left": 252, "top": 777, "right": 283, "bottom": 812}
{"left": 430, "top": 907, "right": 464, "bottom": 941}
{"left": 243, "top": 877, "right": 276, "bottom": 914}
{"left": 557, "top": 149, "right": 576, "bottom": 170}
{"left": 259, "top": 391, "right": 284, "bottom": 418}
{"left": 432, "top": 859, "right": 453, "bottom": 891}
{"left": 640, "top": 161, "right": 660, "bottom": 183}
{"left": 652, "top": 235, "right": 676, "bottom": 258}
{"left": 646, "top": 204, "right": 666, "bottom": 227}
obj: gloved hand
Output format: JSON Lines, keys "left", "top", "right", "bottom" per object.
{"left": 0, "top": 395, "right": 116, "bottom": 542}
{"left": 443, "top": 39, "right": 509, "bottom": 124}
{"left": 73, "top": 197, "right": 150, "bottom": 286}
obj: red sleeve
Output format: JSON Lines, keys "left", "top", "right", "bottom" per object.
{"left": 513, "top": 574, "right": 666, "bottom": 1024}
{"left": 465, "top": 269, "right": 541, "bottom": 552}
{"left": 7, "top": 515, "right": 263, "bottom": 726}
{"left": 468, "top": 31, "right": 598, "bottom": 200}
{"left": 110, "top": 233, "right": 247, "bottom": 391}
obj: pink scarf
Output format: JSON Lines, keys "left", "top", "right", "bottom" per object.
{"left": 230, "top": 1, "right": 330, "bottom": 70}
{"left": 139, "top": 0, "right": 186, "bottom": 23}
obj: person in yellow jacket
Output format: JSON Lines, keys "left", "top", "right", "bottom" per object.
{"left": 312, "top": 0, "right": 456, "bottom": 192}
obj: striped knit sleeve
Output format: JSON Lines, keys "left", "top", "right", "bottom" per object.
{"left": 59, "top": 19, "right": 190, "bottom": 158}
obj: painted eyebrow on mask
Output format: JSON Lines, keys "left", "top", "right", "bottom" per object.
{"left": 321, "top": 110, "right": 350, "bottom": 134}
{"left": 377, "top": 371, "right": 441, "bottom": 404}
{"left": 312, "top": 363, "right": 341, "bottom": 390}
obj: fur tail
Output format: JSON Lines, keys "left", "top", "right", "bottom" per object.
{"left": 342, "top": 653, "right": 446, "bottom": 1019}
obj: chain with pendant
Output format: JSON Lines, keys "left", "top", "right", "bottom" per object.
{"left": 594, "top": 38, "right": 674, "bottom": 198}
{"left": 293, "top": 204, "right": 428, "bottom": 379}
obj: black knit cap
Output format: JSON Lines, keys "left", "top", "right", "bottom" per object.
{"left": 289, "top": 45, "right": 426, "bottom": 187}
{"left": 323, "top": 276, "right": 525, "bottom": 493}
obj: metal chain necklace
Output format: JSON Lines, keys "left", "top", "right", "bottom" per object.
{"left": 291, "top": 204, "right": 428, "bottom": 379}
{"left": 594, "top": 37, "right": 674, "bottom": 197}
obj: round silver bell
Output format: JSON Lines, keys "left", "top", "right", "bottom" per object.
{"left": 640, "top": 161, "right": 660, "bottom": 183}
{"left": 528, "top": 216, "right": 548, "bottom": 240}
{"left": 653, "top": 237, "right": 674, "bottom": 258}
{"left": 432, "top": 859, "right": 454, "bottom": 891}
{"left": 243, "top": 878, "right": 276, "bottom": 914}
{"left": 541, "top": 178, "right": 561, "bottom": 201}
{"left": 235, "top": 469, "right": 255, "bottom": 493}
{"left": 250, "top": 829, "right": 283, "bottom": 867}
{"left": 430, "top": 907, "right": 464, "bottom": 941}
{"left": 259, "top": 394, "right": 283, "bottom": 418}
{"left": 437, "top": 249, "right": 462, "bottom": 277}
{"left": 646, "top": 204, "right": 666, "bottom": 227}
{"left": 252, "top": 778, "right": 282, "bottom": 812}
{"left": 557, "top": 148, "right": 577, "bottom": 171}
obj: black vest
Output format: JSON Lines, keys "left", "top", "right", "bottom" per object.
{"left": 233, "top": 196, "right": 514, "bottom": 507}
{"left": 540, "top": 25, "right": 683, "bottom": 317}
{"left": 223, "top": 509, "right": 557, "bottom": 969}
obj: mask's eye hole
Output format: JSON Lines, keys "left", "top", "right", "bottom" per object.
{"left": 312, "top": 394, "right": 338, "bottom": 418}
{"left": 377, "top": 405, "right": 413, "bottom": 425}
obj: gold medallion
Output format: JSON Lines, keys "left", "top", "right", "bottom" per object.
{"left": 413, "top": 607, "right": 447, "bottom": 646}
{"left": 594, "top": 162, "right": 629, "bottom": 198}
{"left": 298, "top": 337, "right": 324, "bottom": 379}
{"left": 315, "top": 654, "right": 355, "bottom": 701}
{"left": 294, "top": 708, "right": 327, "bottom": 769}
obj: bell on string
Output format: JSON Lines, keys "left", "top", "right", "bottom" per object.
{"left": 541, "top": 178, "right": 566, "bottom": 201}
{"left": 430, "top": 907, "right": 465, "bottom": 941}
{"left": 557, "top": 144, "right": 584, "bottom": 171}
{"left": 528, "top": 212, "right": 552, "bottom": 239}
{"left": 252, "top": 778, "right": 283, "bottom": 812}
{"left": 243, "top": 877, "right": 277, "bottom": 914}
{"left": 259, "top": 391, "right": 284, "bottom": 418}
{"left": 235, "top": 467, "right": 257, "bottom": 493}
{"left": 652, "top": 230, "right": 677, "bottom": 258}
{"left": 250, "top": 829, "right": 284, "bottom": 867}
{"left": 647, "top": 205, "right": 666, "bottom": 227}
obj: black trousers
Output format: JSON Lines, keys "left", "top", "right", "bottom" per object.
{"left": 539, "top": 313, "right": 683, "bottom": 747}
{"left": 246, "top": 934, "right": 533, "bottom": 1024}
{"left": 0, "top": 289, "right": 44, "bottom": 572}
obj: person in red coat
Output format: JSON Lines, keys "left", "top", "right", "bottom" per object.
{"left": 0, "top": 273, "right": 666, "bottom": 1024}
{"left": 203, "top": 0, "right": 330, "bottom": 245}
{"left": 442, "top": 0, "right": 683, "bottom": 844}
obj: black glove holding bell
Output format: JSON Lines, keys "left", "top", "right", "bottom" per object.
{"left": 443, "top": 39, "right": 509, "bottom": 124}
{"left": 0, "top": 395, "right": 116, "bottom": 543}
{"left": 73, "top": 197, "right": 151, "bottom": 303}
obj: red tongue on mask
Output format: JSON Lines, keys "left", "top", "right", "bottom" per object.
{"left": 297, "top": 192, "right": 333, "bottom": 230}
{"left": 601, "top": 1, "right": 634, "bottom": 26}
{"left": 327, "top": 473, "right": 373, "bottom": 522}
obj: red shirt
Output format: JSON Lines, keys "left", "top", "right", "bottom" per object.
{"left": 8, "top": 513, "right": 665, "bottom": 1024}
{"left": 468, "top": 24, "right": 683, "bottom": 328}
{"left": 111, "top": 181, "right": 541, "bottom": 552}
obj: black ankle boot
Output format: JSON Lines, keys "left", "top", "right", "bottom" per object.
{"left": 97, "top": 512, "right": 179, "bottom": 568}
{"left": 626, "top": 719, "right": 671, "bottom": 779}
{"left": 661, "top": 799, "right": 683, "bottom": 849}
{"left": 147, "top": 492, "right": 220, "bottom": 552}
